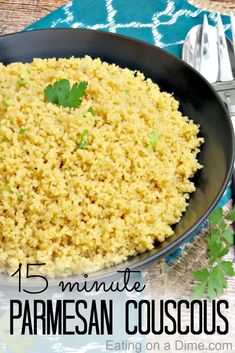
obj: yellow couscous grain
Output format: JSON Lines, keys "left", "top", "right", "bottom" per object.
{"left": 0, "top": 56, "right": 203, "bottom": 277}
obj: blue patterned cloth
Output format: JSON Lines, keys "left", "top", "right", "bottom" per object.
{"left": 27, "top": 0, "right": 232, "bottom": 56}
{"left": 27, "top": 0, "right": 233, "bottom": 264}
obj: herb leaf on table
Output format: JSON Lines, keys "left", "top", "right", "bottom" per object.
{"left": 192, "top": 207, "right": 235, "bottom": 300}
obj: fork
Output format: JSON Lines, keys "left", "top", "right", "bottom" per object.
{"left": 182, "top": 13, "right": 235, "bottom": 197}
{"left": 182, "top": 13, "right": 235, "bottom": 117}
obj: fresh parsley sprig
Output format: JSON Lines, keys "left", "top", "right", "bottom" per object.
{"left": 192, "top": 207, "right": 235, "bottom": 300}
{"left": 44, "top": 79, "right": 88, "bottom": 108}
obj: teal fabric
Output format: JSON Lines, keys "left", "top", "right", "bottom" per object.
{"left": 27, "top": 0, "right": 232, "bottom": 58}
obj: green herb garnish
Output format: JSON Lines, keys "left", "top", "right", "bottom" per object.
{"left": 192, "top": 207, "right": 235, "bottom": 300}
{"left": 147, "top": 130, "right": 159, "bottom": 150}
{"left": 2, "top": 98, "right": 13, "bottom": 107}
{"left": 17, "top": 78, "right": 27, "bottom": 87}
{"left": 5, "top": 183, "right": 24, "bottom": 200}
{"left": 87, "top": 106, "right": 96, "bottom": 116}
{"left": 64, "top": 267, "right": 71, "bottom": 273}
{"left": 76, "top": 129, "right": 89, "bottom": 150}
{"left": 19, "top": 127, "right": 29, "bottom": 135}
{"left": 44, "top": 79, "right": 88, "bottom": 108}
{"left": 16, "top": 192, "right": 24, "bottom": 201}
{"left": 6, "top": 184, "right": 13, "bottom": 194}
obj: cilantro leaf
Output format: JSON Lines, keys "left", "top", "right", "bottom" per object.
{"left": 192, "top": 207, "right": 235, "bottom": 300}
{"left": 209, "top": 208, "right": 223, "bottom": 226}
{"left": 76, "top": 129, "right": 89, "bottom": 150}
{"left": 218, "top": 218, "right": 226, "bottom": 232}
{"left": 222, "top": 228, "right": 234, "bottom": 245}
{"left": 192, "top": 269, "right": 209, "bottom": 282}
{"left": 208, "top": 265, "right": 227, "bottom": 299}
{"left": 207, "top": 275, "right": 217, "bottom": 299}
{"left": 208, "top": 237, "right": 229, "bottom": 263}
{"left": 45, "top": 80, "right": 68, "bottom": 105}
{"left": 62, "top": 81, "right": 88, "bottom": 108}
{"left": 226, "top": 208, "right": 235, "bottom": 221}
{"left": 192, "top": 264, "right": 233, "bottom": 300}
{"left": 44, "top": 80, "right": 88, "bottom": 108}
{"left": 220, "top": 261, "right": 235, "bottom": 276}
{"left": 192, "top": 270, "right": 209, "bottom": 299}
{"left": 210, "top": 230, "right": 220, "bottom": 242}
{"left": 192, "top": 281, "right": 207, "bottom": 300}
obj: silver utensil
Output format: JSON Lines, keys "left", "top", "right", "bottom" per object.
{"left": 182, "top": 13, "right": 235, "bottom": 116}
{"left": 230, "top": 12, "right": 235, "bottom": 55}
{"left": 182, "top": 17, "right": 218, "bottom": 82}
{"left": 217, "top": 13, "right": 233, "bottom": 82}
{"left": 182, "top": 13, "right": 235, "bottom": 197}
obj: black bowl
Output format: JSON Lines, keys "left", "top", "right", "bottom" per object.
{"left": 0, "top": 28, "right": 234, "bottom": 282}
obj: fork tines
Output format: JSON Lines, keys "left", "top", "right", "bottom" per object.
{"left": 216, "top": 13, "right": 233, "bottom": 82}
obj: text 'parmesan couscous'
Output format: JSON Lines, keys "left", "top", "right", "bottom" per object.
{"left": 0, "top": 56, "right": 203, "bottom": 277}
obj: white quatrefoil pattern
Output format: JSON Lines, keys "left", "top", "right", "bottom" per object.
{"left": 28, "top": 0, "right": 231, "bottom": 57}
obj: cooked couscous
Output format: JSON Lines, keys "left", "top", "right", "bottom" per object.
{"left": 0, "top": 56, "right": 203, "bottom": 276}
